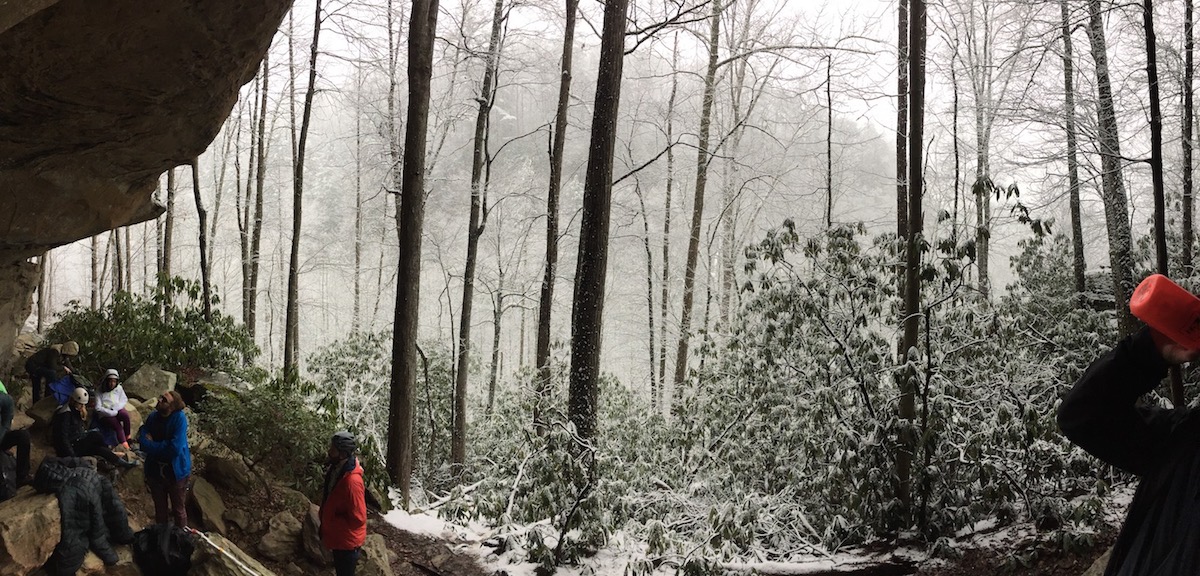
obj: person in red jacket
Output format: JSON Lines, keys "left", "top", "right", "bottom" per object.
{"left": 320, "top": 431, "right": 367, "bottom": 576}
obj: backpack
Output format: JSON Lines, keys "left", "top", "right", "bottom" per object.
{"left": 131, "top": 524, "right": 196, "bottom": 575}
{"left": 0, "top": 451, "right": 15, "bottom": 503}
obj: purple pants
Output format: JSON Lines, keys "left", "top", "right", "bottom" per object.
{"left": 147, "top": 473, "right": 189, "bottom": 527}
{"left": 99, "top": 409, "right": 131, "bottom": 445}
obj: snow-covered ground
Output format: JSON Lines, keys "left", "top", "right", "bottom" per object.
{"left": 383, "top": 482, "right": 1135, "bottom": 576}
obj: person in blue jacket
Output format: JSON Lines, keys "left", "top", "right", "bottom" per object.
{"left": 138, "top": 390, "right": 191, "bottom": 527}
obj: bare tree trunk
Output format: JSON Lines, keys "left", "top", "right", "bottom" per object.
{"left": 192, "top": 159, "right": 213, "bottom": 322}
{"left": 162, "top": 168, "right": 176, "bottom": 317}
{"left": 1086, "top": 0, "right": 1136, "bottom": 335}
{"left": 825, "top": 54, "right": 833, "bottom": 228}
{"left": 389, "top": 0, "right": 438, "bottom": 507}
{"left": 896, "top": 0, "right": 909, "bottom": 294}
{"left": 249, "top": 58, "right": 269, "bottom": 340}
{"left": 284, "top": 0, "right": 323, "bottom": 379}
{"left": 113, "top": 227, "right": 124, "bottom": 294}
{"left": 636, "top": 184, "right": 658, "bottom": 393}
{"left": 452, "top": 0, "right": 506, "bottom": 470}
{"left": 37, "top": 251, "right": 48, "bottom": 332}
{"left": 568, "top": 0, "right": 631, "bottom": 441}
{"left": 659, "top": 33, "right": 679, "bottom": 412}
{"left": 487, "top": 269, "right": 505, "bottom": 415}
{"left": 673, "top": 0, "right": 721, "bottom": 391}
{"left": 535, "top": 0, "right": 579, "bottom": 429}
{"left": 1186, "top": 0, "right": 1196, "bottom": 276}
{"left": 90, "top": 235, "right": 100, "bottom": 309}
{"left": 354, "top": 64, "right": 365, "bottom": 333}
{"left": 897, "top": 0, "right": 926, "bottom": 523}
{"left": 1140, "top": 0, "right": 1183, "bottom": 405}
{"left": 1061, "top": 0, "right": 1087, "bottom": 303}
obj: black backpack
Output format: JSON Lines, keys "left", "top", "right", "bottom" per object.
{"left": 0, "top": 451, "right": 15, "bottom": 503}
{"left": 131, "top": 524, "right": 196, "bottom": 575}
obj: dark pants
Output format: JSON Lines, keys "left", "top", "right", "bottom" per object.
{"left": 99, "top": 409, "right": 131, "bottom": 445}
{"left": 332, "top": 548, "right": 360, "bottom": 576}
{"left": 26, "top": 366, "right": 55, "bottom": 403}
{"left": 72, "top": 431, "right": 124, "bottom": 467}
{"left": 147, "top": 472, "right": 189, "bottom": 527}
{"left": 0, "top": 430, "right": 30, "bottom": 482}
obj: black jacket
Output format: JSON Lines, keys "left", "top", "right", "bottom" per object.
{"left": 1058, "top": 327, "right": 1200, "bottom": 575}
{"left": 33, "top": 456, "right": 134, "bottom": 575}
{"left": 51, "top": 405, "right": 85, "bottom": 458}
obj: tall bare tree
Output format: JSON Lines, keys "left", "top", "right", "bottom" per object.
{"left": 191, "top": 159, "right": 212, "bottom": 322}
{"left": 1185, "top": 0, "right": 1196, "bottom": 276}
{"left": 568, "top": 0, "right": 632, "bottom": 440}
{"left": 658, "top": 33, "right": 680, "bottom": 412}
{"left": 1085, "top": 0, "right": 1136, "bottom": 334}
{"left": 535, "top": 0, "right": 580, "bottom": 428}
{"left": 672, "top": 0, "right": 722, "bottom": 390}
{"left": 284, "top": 0, "right": 323, "bottom": 379}
{"left": 452, "top": 0, "right": 508, "bottom": 469}
{"left": 1060, "top": 0, "right": 1086, "bottom": 302}
{"left": 389, "top": 0, "right": 440, "bottom": 507}
{"left": 897, "top": 0, "right": 926, "bottom": 521}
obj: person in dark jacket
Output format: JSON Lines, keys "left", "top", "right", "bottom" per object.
{"left": 51, "top": 387, "right": 135, "bottom": 470}
{"left": 0, "top": 381, "right": 31, "bottom": 488}
{"left": 34, "top": 456, "right": 134, "bottom": 575}
{"left": 320, "top": 431, "right": 367, "bottom": 576}
{"left": 25, "top": 340, "right": 77, "bottom": 403}
{"left": 139, "top": 390, "right": 191, "bottom": 527}
{"left": 1058, "top": 327, "right": 1200, "bottom": 575}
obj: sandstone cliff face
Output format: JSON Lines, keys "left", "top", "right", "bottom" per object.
{"left": 0, "top": 0, "right": 292, "bottom": 366}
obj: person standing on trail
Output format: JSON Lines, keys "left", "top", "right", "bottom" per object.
{"left": 320, "top": 431, "right": 367, "bottom": 576}
{"left": 25, "top": 340, "right": 77, "bottom": 404}
{"left": 138, "top": 390, "right": 191, "bottom": 527}
{"left": 1059, "top": 275, "right": 1200, "bottom": 575}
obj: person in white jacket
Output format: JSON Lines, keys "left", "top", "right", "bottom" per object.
{"left": 95, "top": 369, "right": 133, "bottom": 454}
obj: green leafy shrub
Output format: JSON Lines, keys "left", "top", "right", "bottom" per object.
{"left": 47, "top": 277, "right": 258, "bottom": 381}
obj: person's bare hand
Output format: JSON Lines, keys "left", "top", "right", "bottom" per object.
{"left": 1152, "top": 328, "right": 1200, "bottom": 365}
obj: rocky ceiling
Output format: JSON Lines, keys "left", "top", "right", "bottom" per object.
{"left": 0, "top": 0, "right": 291, "bottom": 364}
{"left": 0, "top": 0, "right": 291, "bottom": 263}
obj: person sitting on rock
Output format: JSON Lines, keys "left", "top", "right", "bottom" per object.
{"left": 320, "top": 430, "right": 367, "bottom": 576}
{"left": 51, "top": 387, "right": 136, "bottom": 470}
{"left": 95, "top": 369, "right": 133, "bottom": 455}
{"left": 25, "top": 340, "right": 77, "bottom": 404}
{"left": 0, "top": 380, "right": 31, "bottom": 490}
{"left": 139, "top": 390, "right": 192, "bottom": 527}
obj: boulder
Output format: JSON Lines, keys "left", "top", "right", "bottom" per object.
{"left": 204, "top": 455, "right": 255, "bottom": 493}
{"left": 190, "top": 476, "right": 228, "bottom": 536}
{"left": 1083, "top": 547, "right": 1111, "bottom": 576}
{"left": 223, "top": 508, "right": 252, "bottom": 533}
{"left": 302, "top": 503, "right": 332, "bottom": 566}
{"left": 192, "top": 531, "right": 278, "bottom": 576}
{"left": 258, "top": 511, "right": 302, "bottom": 562}
{"left": 0, "top": 488, "right": 60, "bottom": 576}
{"left": 178, "top": 371, "right": 251, "bottom": 408}
{"left": 360, "top": 533, "right": 394, "bottom": 576}
{"left": 123, "top": 365, "right": 176, "bottom": 402}
{"left": 80, "top": 546, "right": 136, "bottom": 575}
{"left": 25, "top": 396, "right": 58, "bottom": 428}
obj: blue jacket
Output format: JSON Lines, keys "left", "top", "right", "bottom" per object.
{"left": 138, "top": 410, "right": 192, "bottom": 480}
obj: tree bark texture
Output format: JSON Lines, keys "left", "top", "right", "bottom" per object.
{"left": 1060, "top": 0, "right": 1087, "bottom": 303}
{"left": 568, "top": 0, "right": 631, "bottom": 441}
{"left": 535, "top": 0, "right": 578, "bottom": 429}
{"left": 672, "top": 0, "right": 721, "bottom": 391}
{"left": 389, "top": 0, "right": 439, "bottom": 507}
{"left": 1086, "top": 0, "right": 1137, "bottom": 335}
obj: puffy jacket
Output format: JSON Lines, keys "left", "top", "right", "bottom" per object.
{"left": 138, "top": 410, "right": 191, "bottom": 480}
{"left": 320, "top": 457, "right": 366, "bottom": 550}
{"left": 94, "top": 385, "right": 127, "bottom": 417}
{"left": 35, "top": 457, "right": 134, "bottom": 575}
{"left": 51, "top": 405, "right": 86, "bottom": 457}
{"left": 1058, "top": 327, "right": 1200, "bottom": 576}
